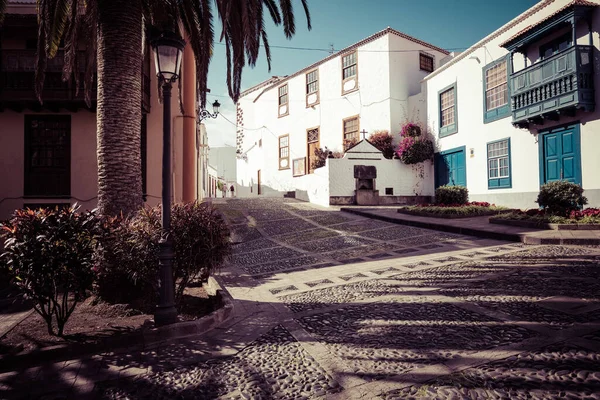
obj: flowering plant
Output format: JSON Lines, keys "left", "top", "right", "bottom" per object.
{"left": 415, "top": 201, "right": 492, "bottom": 208}
{"left": 396, "top": 122, "right": 434, "bottom": 164}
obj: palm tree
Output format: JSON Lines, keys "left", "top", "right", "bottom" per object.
{"left": 20, "top": 0, "right": 311, "bottom": 216}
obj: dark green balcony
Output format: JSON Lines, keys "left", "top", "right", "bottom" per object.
{"left": 510, "top": 45, "right": 594, "bottom": 128}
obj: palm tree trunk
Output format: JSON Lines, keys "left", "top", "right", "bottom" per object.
{"left": 96, "top": 0, "right": 143, "bottom": 216}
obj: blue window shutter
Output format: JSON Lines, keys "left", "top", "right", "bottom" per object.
{"left": 483, "top": 55, "right": 511, "bottom": 124}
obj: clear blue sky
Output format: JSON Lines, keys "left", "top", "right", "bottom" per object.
{"left": 204, "top": 0, "right": 539, "bottom": 147}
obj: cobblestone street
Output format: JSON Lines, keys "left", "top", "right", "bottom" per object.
{"left": 3, "top": 198, "right": 600, "bottom": 399}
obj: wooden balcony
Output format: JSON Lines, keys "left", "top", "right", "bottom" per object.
{"left": 510, "top": 45, "right": 595, "bottom": 128}
{"left": 0, "top": 49, "right": 151, "bottom": 112}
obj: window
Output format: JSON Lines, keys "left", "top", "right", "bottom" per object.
{"left": 487, "top": 138, "right": 511, "bottom": 189}
{"left": 278, "top": 84, "right": 288, "bottom": 117}
{"left": 342, "top": 51, "right": 358, "bottom": 94}
{"left": 278, "top": 134, "right": 290, "bottom": 169}
{"left": 483, "top": 56, "right": 510, "bottom": 123}
{"left": 343, "top": 116, "right": 359, "bottom": 150}
{"left": 540, "top": 32, "right": 571, "bottom": 59}
{"left": 439, "top": 83, "right": 457, "bottom": 136}
{"left": 306, "top": 69, "right": 319, "bottom": 106}
{"left": 293, "top": 158, "right": 306, "bottom": 177}
{"left": 307, "top": 127, "right": 320, "bottom": 173}
{"left": 420, "top": 53, "right": 434, "bottom": 72}
{"left": 24, "top": 115, "right": 71, "bottom": 197}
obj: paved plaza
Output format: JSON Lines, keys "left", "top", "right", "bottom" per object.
{"left": 2, "top": 198, "right": 600, "bottom": 399}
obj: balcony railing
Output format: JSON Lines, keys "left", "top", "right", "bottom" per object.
{"left": 0, "top": 49, "right": 151, "bottom": 111}
{"left": 510, "top": 45, "right": 595, "bottom": 127}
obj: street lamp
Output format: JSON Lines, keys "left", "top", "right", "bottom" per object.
{"left": 151, "top": 29, "right": 185, "bottom": 326}
{"left": 199, "top": 100, "right": 220, "bottom": 122}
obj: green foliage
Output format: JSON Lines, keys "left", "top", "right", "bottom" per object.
{"left": 311, "top": 147, "right": 343, "bottom": 170}
{"left": 401, "top": 204, "right": 506, "bottom": 217}
{"left": 396, "top": 122, "right": 434, "bottom": 164}
{"left": 536, "top": 181, "right": 587, "bottom": 216}
{"left": 0, "top": 206, "right": 102, "bottom": 336}
{"left": 368, "top": 130, "right": 395, "bottom": 159}
{"left": 435, "top": 185, "right": 469, "bottom": 205}
{"left": 95, "top": 202, "right": 232, "bottom": 307}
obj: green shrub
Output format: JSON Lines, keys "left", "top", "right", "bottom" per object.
{"left": 435, "top": 185, "right": 469, "bottom": 205}
{"left": 95, "top": 202, "right": 232, "bottom": 308}
{"left": 368, "top": 130, "right": 395, "bottom": 159}
{"left": 94, "top": 212, "right": 159, "bottom": 307}
{"left": 536, "top": 181, "right": 587, "bottom": 216}
{"left": 1, "top": 206, "right": 102, "bottom": 336}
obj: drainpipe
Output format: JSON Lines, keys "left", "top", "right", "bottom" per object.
{"left": 182, "top": 39, "right": 197, "bottom": 202}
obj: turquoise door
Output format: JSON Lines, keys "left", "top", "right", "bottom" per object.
{"left": 435, "top": 146, "right": 466, "bottom": 188}
{"left": 539, "top": 124, "right": 581, "bottom": 185}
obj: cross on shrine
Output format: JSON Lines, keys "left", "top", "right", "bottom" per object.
{"left": 360, "top": 129, "right": 368, "bottom": 140}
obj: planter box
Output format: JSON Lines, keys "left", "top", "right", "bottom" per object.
{"left": 489, "top": 218, "right": 600, "bottom": 230}
{"left": 398, "top": 208, "right": 505, "bottom": 219}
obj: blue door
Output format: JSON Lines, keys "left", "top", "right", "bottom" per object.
{"left": 540, "top": 124, "right": 581, "bottom": 185}
{"left": 435, "top": 146, "right": 466, "bottom": 188}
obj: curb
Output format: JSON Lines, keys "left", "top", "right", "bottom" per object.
{"left": 0, "top": 276, "right": 234, "bottom": 373}
{"left": 341, "top": 208, "right": 524, "bottom": 242}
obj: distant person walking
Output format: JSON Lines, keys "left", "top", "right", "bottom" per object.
{"left": 230, "top": 184, "right": 235, "bottom": 197}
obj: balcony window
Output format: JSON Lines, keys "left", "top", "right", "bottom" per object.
{"left": 483, "top": 56, "right": 510, "bottom": 123}
{"left": 439, "top": 83, "right": 457, "bottom": 137}
{"left": 540, "top": 33, "right": 572, "bottom": 60}
{"left": 487, "top": 138, "right": 511, "bottom": 189}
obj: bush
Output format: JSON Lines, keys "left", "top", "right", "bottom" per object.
{"left": 396, "top": 122, "right": 434, "bottom": 164}
{"left": 94, "top": 212, "right": 159, "bottom": 307}
{"left": 368, "top": 130, "right": 395, "bottom": 159}
{"left": 536, "top": 181, "right": 587, "bottom": 216}
{"left": 95, "top": 202, "right": 232, "bottom": 308}
{"left": 435, "top": 185, "right": 469, "bottom": 205}
{"left": 311, "top": 147, "right": 344, "bottom": 170}
{"left": 1, "top": 206, "right": 102, "bottom": 336}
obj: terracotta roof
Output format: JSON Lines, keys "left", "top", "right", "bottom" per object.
{"left": 423, "top": 0, "right": 557, "bottom": 81}
{"left": 500, "top": 0, "right": 598, "bottom": 46}
{"left": 240, "top": 27, "right": 449, "bottom": 101}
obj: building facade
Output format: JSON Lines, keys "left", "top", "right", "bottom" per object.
{"left": 235, "top": 28, "right": 448, "bottom": 203}
{"left": 425, "top": 0, "right": 600, "bottom": 209}
{"left": 0, "top": 0, "right": 204, "bottom": 219}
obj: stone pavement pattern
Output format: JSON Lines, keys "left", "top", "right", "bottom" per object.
{"left": 2, "top": 198, "right": 600, "bottom": 399}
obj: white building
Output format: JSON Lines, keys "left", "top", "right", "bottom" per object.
{"left": 235, "top": 28, "right": 448, "bottom": 204}
{"left": 424, "top": 0, "right": 600, "bottom": 209}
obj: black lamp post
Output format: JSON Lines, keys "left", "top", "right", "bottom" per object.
{"left": 199, "top": 100, "right": 220, "bottom": 122}
{"left": 151, "top": 30, "right": 185, "bottom": 326}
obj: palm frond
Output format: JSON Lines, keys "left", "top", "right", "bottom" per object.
{"left": 0, "top": 0, "right": 7, "bottom": 25}
{"left": 48, "top": 0, "right": 72, "bottom": 58}
{"left": 82, "top": 0, "right": 97, "bottom": 107}
{"left": 278, "top": 0, "right": 295, "bottom": 38}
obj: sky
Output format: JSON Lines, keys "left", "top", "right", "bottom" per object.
{"left": 203, "top": 0, "right": 539, "bottom": 148}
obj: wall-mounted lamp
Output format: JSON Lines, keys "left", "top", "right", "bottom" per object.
{"left": 469, "top": 56, "right": 481, "bottom": 64}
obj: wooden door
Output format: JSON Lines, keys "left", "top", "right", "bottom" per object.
{"left": 257, "top": 170, "right": 262, "bottom": 195}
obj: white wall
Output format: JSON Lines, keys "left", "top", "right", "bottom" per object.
{"left": 328, "top": 141, "right": 434, "bottom": 198}
{"left": 424, "top": 0, "right": 600, "bottom": 209}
